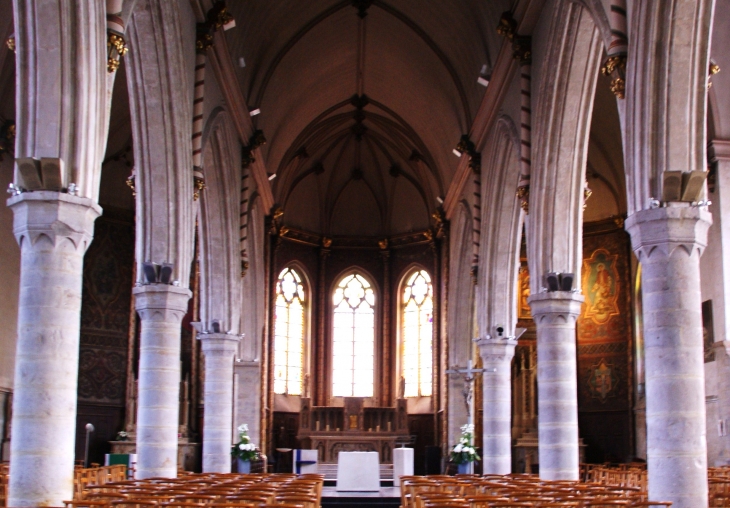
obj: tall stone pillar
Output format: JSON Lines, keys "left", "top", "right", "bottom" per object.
{"left": 134, "top": 285, "right": 191, "bottom": 479}
{"left": 528, "top": 292, "right": 583, "bottom": 480}
{"left": 199, "top": 333, "right": 241, "bottom": 473}
{"left": 625, "top": 205, "right": 710, "bottom": 508}
{"left": 476, "top": 336, "right": 517, "bottom": 474}
{"left": 7, "top": 192, "right": 101, "bottom": 505}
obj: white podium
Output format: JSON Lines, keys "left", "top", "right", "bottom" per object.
{"left": 393, "top": 447, "right": 414, "bottom": 485}
{"left": 336, "top": 451, "right": 380, "bottom": 491}
{"left": 293, "top": 449, "right": 319, "bottom": 474}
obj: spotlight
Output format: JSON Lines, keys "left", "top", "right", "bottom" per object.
{"left": 477, "top": 64, "right": 490, "bottom": 87}
{"left": 239, "top": 57, "right": 246, "bottom": 68}
{"left": 268, "top": 173, "right": 277, "bottom": 181}
{"left": 159, "top": 263, "right": 174, "bottom": 284}
{"left": 453, "top": 148, "right": 463, "bottom": 157}
{"left": 544, "top": 272, "right": 560, "bottom": 292}
{"left": 249, "top": 108, "right": 261, "bottom": 116}
{"left": 436, "top": 196, "right": 444, "bottom": 204}
{"left": 142, "top": 262, "right": 160, "bottom": 284}
{"left": 560, "top": 272, "right": 574, "bottom": 292}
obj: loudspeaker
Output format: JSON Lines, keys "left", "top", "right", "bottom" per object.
{"left": 425, "top": 445, "right": 442, "bottom": 475}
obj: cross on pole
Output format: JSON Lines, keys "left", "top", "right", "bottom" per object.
{"left": 445, "top": 358, "right": 492, "bottom": 427}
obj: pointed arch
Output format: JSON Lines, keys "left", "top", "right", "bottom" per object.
{"left": 527, "top": 0, "right": 603, "bottom": 292}
{"left": 199, "top": 109, "right": 242, "bottom": 333}
{"left": 330, "top": 268, "right": 378, "bottom": 398}
{"left": 273, "top": 264, "right": 311, "bottom": 395}
{"left": 397, "top": 265, "right": 434, "bottom": 398}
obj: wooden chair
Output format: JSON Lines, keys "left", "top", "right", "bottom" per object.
{"left": 628, "top": 503, "right": 672, "bottom": 507}
{"left": 464, "top": 494, "right": 511, "bottom": 507}
{"left": 273, "top": 494, "right": 318, "bottom": 508}
{"left": 64, "top": 501, "right": 112, "bottom": 508}
{"left": 110, "top": 500, "right": 160, "bottom": 508}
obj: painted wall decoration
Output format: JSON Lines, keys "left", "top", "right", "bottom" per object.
{"left": 582, "top": 248, "right": 620, "bottom": 325}
{"left": 79, "top": 211, "right": 134, "bottom": 404}
{"left": 518, "top": 263, "right": 531, "bottom": 319}
{"left": 587, "top": 358, "right": 617, "bottom": 401}
{"left": 576, "top": 219, "right": 633, "bottom": 462}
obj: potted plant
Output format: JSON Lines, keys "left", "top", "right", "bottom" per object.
{"left": 450, "top": 423, "right": 479, "bottom": 474}
{"left": 231, "top": 423, "right": 260, "bottom": 473}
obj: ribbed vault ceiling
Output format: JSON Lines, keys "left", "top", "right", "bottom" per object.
{"left": 225, "top": 0, "right": 510, "bottom": 236}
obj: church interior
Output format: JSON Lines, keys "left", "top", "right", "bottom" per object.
{"left": 0, "top": 0, "right": 729, "bottom": 506}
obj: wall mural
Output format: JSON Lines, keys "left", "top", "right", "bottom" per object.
{"left": 576, "top": 220, "right": 633, "bottom": 462}
{"left": 79, "top": 212, "right": 134, "bottom": 404}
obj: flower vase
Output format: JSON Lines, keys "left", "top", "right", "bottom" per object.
{"left": 457, "top": 462, "right": 473, "bottom": 474}
{"left": 237, "top": 459, "right": 251, "bottom": 474}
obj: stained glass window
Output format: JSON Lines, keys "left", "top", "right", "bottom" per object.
{"left": 274, "top": 267, "right": 306, "bottom": 395}
{"left": 401, "top": 269, "right": 433, "bottom": 397}
{"left": 332, "top": 273, "right": 375, "bottom": 397}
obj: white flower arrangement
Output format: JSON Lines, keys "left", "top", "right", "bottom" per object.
{"left": 231, "top": 423, "right": 260, "bottom": 461}
{"left": 450, "top": 423, "right": 479, "bottom": 465}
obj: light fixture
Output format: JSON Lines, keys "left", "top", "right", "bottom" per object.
{"left": 452, "top": 149, "right": 463, "bottom": 157}
{"left": 239, "top": 57, "right": 246, "bottom": 68}
{"left": 543, "top": 272, "right": 575, "bottom": 292}
{"left": 268, "top": 173, "right": 277, "bottom": 181}
{"left": 545, "top": 272, "right": 560, "bottom": 292}
{"left": 436, "top": 196, "right": 444, "bottom": 204}
{"left": 477, "top": 64, "right": 490, "bottom": 87}
{"left": 249, "top": 108, "right": 261, "bottom": 116}
{"left": 142, "top": 262, "right": 175, "bottom": 284}
{"left": 159, "top": 263, "right": 174, "bottom": 284}
{"left": 142, "top": 262, "right": 160, "bottom": 284}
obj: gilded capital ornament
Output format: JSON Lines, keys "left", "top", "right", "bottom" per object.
{"left": 601, "top": 54, "right": 627, "bottom": 99}
{"left": 107, "top": 32, "right": 128, "bottom": 73}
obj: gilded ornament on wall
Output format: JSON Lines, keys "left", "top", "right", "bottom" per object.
{"left": 517, "top": 263, "right": 531, "bottom": 319}
{"left": 587, "top": 358, "right": 615, "bottom": 401}
{"left": 581, "top": 248, "right": 620, "bottom": 325}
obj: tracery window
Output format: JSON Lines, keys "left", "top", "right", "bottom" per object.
{"left": 273, "top": 267, "right": 306, "bottom": 395}
{"left": 401, "top": 269, "right": 433, "bottom": 397}
{"left": 332, "top": 273, "right": 375, "bottom": 397}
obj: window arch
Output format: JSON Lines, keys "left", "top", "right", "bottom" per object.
{"left": 401, "top": 269, "right": 433, "bottom": 397}
{"left": 273, "top": 267, "right": 307, "bottom": 395}
{"left": 332, "top": 273, "right": 375, "bottom": 397}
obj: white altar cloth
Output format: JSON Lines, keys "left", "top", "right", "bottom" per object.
{"left": 336, "top": 451, "right": 380, "bottom": 491}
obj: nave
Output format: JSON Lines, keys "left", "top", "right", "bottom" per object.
{"left": 0, "top": 0, "right": 730, "bottom": 507}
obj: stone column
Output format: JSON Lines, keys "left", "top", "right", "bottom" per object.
{"left": 7, "top": 192, "right": 101, "bottom": 505}
{"left": 625, "top": 205, "right": 711, "bottom": 508}
{"left": 528, "top": 292, "right": 583, "bottom": 481}
{"left": 199, "top": 333, "right": 241, "bottom": 473}
{"left": 134, "top": 284, "right": 191, "bottom": 479}
{"left": 476, "top": 336, "right": 517, "bottom": 474}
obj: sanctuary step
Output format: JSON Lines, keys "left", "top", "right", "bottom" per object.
{"left": 318, "top": 462, "right": 394, "bottom": 487}
{"left": 321, "top": 487, "right": 401, "bottom": 508}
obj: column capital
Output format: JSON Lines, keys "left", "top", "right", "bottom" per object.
{"left": 709, "top": 139, "right": 730, "bottom": 162}
{"left": 625, "top": 205, "right": 712, "bottom": 261}
{"left": 7, "top": 191, "right": 101, "bottom": 253}
{"left": 475, "top": 336, "right": 518, "bottom": 365}
{"left": 198, "top": 332, "right": 242, "bottom": 355}
{"left": 133, "top": 284, "right": 191, "bottom": 322}
{"left": 527, "top": 292, "right": 584, "bottom": 325}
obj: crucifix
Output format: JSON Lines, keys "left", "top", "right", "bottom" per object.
{"left": 445, "top": 356, "right": 492, "bottom": 427}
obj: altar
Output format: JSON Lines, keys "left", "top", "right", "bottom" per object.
{"left": 297, "top": 397, "right": 410, "bottom": 463}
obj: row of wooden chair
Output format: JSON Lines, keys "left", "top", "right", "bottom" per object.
{"left": 400, "top": 474, "right": 671, "bottom": 507}
{"left": 67, "top": 472, "right": 324, "bottom": 508}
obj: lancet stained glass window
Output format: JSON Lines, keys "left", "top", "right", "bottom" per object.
{"left": 332, "top": 273, "right": 375, "bottom": 397}
{"left": 274, "top": 267, "right": 305, "bottom": 395}
{"left": 401, "top": 269, "right": 433, "bottom": 397}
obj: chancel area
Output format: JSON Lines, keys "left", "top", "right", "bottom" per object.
{"left": 0, "top": 0, "right": 730, "bottom": 506}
